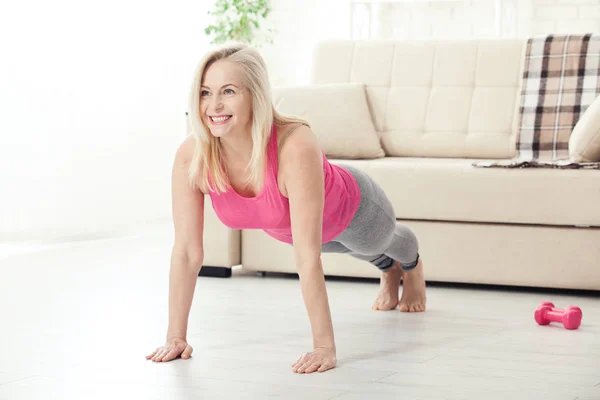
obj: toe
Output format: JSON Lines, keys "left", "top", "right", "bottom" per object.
{"left": 373, "top": 296, "right": 398, "bottom": 311}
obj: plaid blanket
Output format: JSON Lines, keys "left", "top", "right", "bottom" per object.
{"left": 476, "top": 34, "right": 600, "bottom": 169}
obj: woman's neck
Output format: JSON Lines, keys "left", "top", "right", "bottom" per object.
{"left": 220, "top": 130, "right": 254, "bottom": 165}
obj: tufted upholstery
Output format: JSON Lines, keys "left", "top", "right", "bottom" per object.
{"left": 311, "top": 40, "right": 526, "bottom": 160}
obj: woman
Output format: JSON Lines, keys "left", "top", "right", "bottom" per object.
{"left": 146, "top": 43, "right": 426, "bottom": 374}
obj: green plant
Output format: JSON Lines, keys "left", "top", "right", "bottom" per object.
{"left": 204, "top": 0, "right": 273, "bottom": 47}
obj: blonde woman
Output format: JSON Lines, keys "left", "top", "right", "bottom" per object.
{"left": 146, "top": 44, "right": 427, "bottom": 374}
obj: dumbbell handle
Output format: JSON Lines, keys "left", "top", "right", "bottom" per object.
{"left": 544, "top": 310, "right": 567, "bottom": 322}
{"left": 541, "top": 303, "right": 581, "bottom": 314}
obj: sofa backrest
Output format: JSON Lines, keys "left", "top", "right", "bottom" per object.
{"left": 310, "top": 40, "right": 526, "bottom": 159}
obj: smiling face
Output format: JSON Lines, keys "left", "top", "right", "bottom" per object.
{"left": 200, "top": 60, "right": 252, "bottom": 139}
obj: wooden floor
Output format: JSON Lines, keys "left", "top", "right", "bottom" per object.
{"left": 1, "top": 225, "right": 599, "bottom": 400}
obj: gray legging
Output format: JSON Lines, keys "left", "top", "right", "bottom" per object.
{"left": 322, "top": 164, "right": 420, "bottom": 272}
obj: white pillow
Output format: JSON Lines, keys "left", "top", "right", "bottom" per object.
{"left": 570, "top": 94, "right": 600, "bottom": 162}
{"left": 272, "top": 83, "right": 385, "bottom": 159}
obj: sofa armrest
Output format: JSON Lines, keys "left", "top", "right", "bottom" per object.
{"left": 202, "top": 195, "right": 241, "bottom": 268}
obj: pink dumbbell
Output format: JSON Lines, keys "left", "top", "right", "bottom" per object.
{"left": 534, "top": 302, "right": 582, "bottom": 330}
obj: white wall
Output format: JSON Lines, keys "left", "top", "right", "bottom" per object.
{"left": 260, "top": 0, "right": 352, "bottom": 86}
{"left": 531, "top": 0, "right": 600, "bottom": 34}
{"left": 368, "top": 0, "right": 600, "bottom": 39}
{"left": 1, "top": 0, "right": 212, "bottom": 241}
{"left": 265, "top": 0, "right": 600, "bottom": 87}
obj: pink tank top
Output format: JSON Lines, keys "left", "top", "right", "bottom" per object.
{"left": 208, "top": 125, "right": 361, "bottom": 244}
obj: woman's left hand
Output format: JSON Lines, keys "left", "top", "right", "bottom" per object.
{"left": 291, "top": 347, "right": 337, "bottom": 374}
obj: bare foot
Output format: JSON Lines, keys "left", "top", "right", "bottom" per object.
{"left": 399, "top": 258, "right": 427, "bottom": 312}
{"left": 372, "top": 261, "right": 402, "bottom": 311}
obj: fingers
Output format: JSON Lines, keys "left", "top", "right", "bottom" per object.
{"left": 304, "top": 363, "right": 321, "bottom": 374}
{"left": 291, "top": 354, "right": 304, "bottom": 368}
{"left": 152, "top": 346, "right": 173, "bottom": 362}
{"left": 296, "top": 360, "right": 316, "bottom": 374}
{"left": 292, "top": 354, "right": 310, "bottom": 372}
{"left": 292, "top": 355, "right": 323, "bottom": 374}
{"left": 317, "top": 362, "right": 334, "bottom": 372}
{"left": 151, "top": 347, "right": 168, "bottom": 362}
{"left": 295, "top": 360, "right": 315, "bottom": 374}
{"left": 160, "top": 347, "right": 180, "bottom": 362}
{"left": 145, "top": 349, "right": 159, "bottom": 360}
{"left": 292, "top": 350, "right": 336, "bottom": 374}
{"left": 181, "top": 344, "right": 193, "bottom": 359}
{"left": 148, "top": 343, "right": 193, "bottom": 362}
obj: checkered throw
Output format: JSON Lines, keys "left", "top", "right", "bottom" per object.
{"left": 476, "top": 34, "right": 600, "bottom": 169}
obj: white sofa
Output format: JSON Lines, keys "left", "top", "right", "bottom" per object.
{"left": 199, "top": 39, "right": 600, "bottom": 291}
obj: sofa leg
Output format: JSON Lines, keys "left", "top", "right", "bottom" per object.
{"left": 198, "top": 266, "right": 232, "bottom": 278}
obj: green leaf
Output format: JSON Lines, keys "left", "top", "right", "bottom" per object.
{"left": 204, "top": 0, "right": 273, "bottom": 46}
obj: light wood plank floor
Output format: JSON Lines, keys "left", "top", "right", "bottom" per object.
{"left": 1, "top": 225, "right": 599, "bottom": 400}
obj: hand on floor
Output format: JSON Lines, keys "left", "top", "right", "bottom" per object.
{"left": 291, "top": 347, "right": 336, "bottom": 374}
{"left": 146, "top": 337, "right": 193, "bottom": 362}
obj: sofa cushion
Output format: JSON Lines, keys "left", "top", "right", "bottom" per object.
{"left": 570, "top": 95, "right": 600, "bottom": 163}
{"left": 331, "top": 157, "right": 600, "bottom": 227}
{"left": 311, "top": 40, "right": 525, "bottom": 159}
{"left": 272, "top": 83, "right": 385, "bottom": 159}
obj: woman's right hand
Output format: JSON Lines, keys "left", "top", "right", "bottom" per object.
{"left": 146, "top": 338, "right": 193, "bottom": 362}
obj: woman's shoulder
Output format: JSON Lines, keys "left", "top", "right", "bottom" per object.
{"left": 277, "top": 122, "right": 322, "bottom": 164}
{"left": 276, "top": 122, "right": 313, "bottom": 152}
{"left": 175, "top": 135, "right": 209, "bottom": 194}
{"left": 176, "top": 134, "right": 196, "bottom": 157}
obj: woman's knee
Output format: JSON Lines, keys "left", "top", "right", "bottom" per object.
{"left": 391, "top": 224, "right": 420, "bottom": 269}
{"left": 395, "top": 224, "right": 419, "bottom": 249}
{"left": 359, "top": 223, "right": 419, "bottom": 263}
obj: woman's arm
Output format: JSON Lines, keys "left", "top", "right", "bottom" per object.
{"left": 167, "top": 137, "right": 206, "bottom": 341}
{"left": 281, "top": 125, "right": 336, "bottom": 373}
{"left": 147, "top": 137, "right": 204, "bottom": 362}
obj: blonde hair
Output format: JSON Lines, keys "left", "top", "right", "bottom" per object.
{"left": 186, "top": 43, "right": 309, "bottom": 194}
